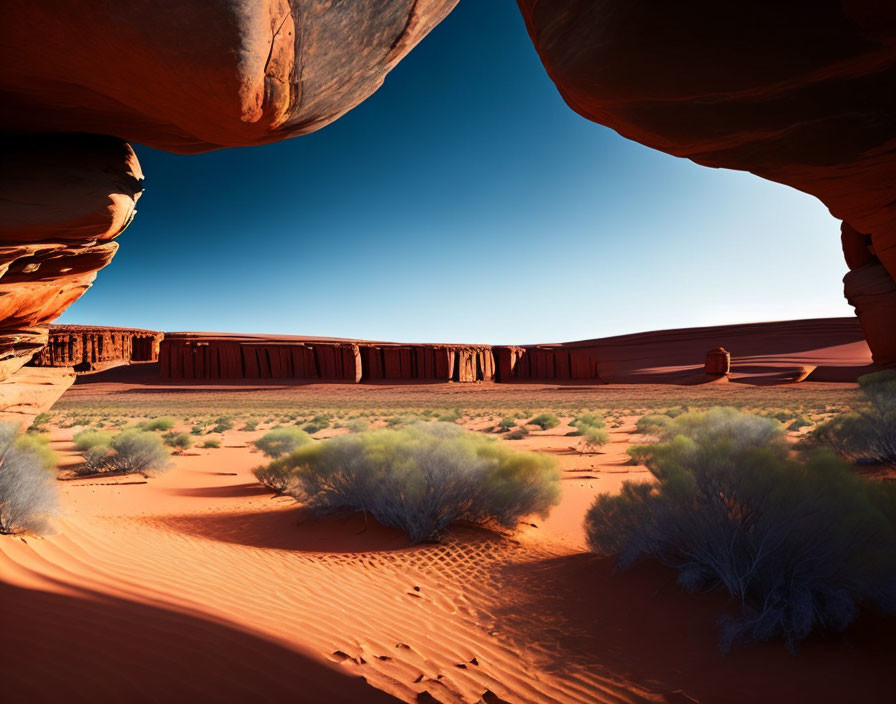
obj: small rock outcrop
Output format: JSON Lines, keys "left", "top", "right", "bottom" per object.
{"left": 704, "top": 347, "right": 731, "bottom": 376}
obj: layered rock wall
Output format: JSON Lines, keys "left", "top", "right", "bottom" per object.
{"left": 30, "top": 325, "right": 161, "bottom": 372}
{"left": 495, "top": 346, "right": 601, "bottom": 382}
{"left": 159, "top": 335, "right": 362, "bottom": 382}
{"left": 359, "top": 345, "right": 495, "bottom": 382}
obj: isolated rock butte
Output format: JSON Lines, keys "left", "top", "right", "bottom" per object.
{"left": 517, "top": 0, "right": 896, "bottom": 365}
{"left": 30, "top": 325, "right": 161, "bottom": 373}
{"left": 0, "top": 0, "right": 459, "bottom": 152}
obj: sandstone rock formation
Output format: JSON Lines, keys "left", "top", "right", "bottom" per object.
{"left": 159, "top": 334, "right": 496, "bottom": 383}
{"left": 0, "top": 1, "right": 456, "bottom": 421}
{"left": 495, "top": 346, "right": 601, "bottom": 382}
{"left": 0, "top": 367, "right": 77, "bottom": 427}
{"left": 517, "top": 1, "right": 896, "bottom": 365}
{"left": 30, "top": 325, "right": 162, "bottom": 372}
{"left": 1, "top": 0, "right": 458, "bottom": 153}
{"left": 0, "top": 134, "right": 143, "bottom": 421}
{"left": 160, "top": 334, "right": 362, "bottom": 382}
{"left": 150, "top": 318, "right": 865, "bottom": 385}
{"left": 360, "top": 345, "right": 495, "bottom": 382}
{"left": 704, "top": 348, "right": 731, "bottom": 377}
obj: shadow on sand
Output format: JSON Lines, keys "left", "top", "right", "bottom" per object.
{"left": 153, "top": 506, "right": 414, "bottom": 553}
{"left": 490, "top": 553, "right": 896, "bottom": 704}
{"left": 0, "top": 579, "right": 396, "bottom": 703}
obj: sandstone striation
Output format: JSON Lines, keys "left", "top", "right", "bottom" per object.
{"left": 0, "top": 134, "right": 143, "bottom": 419}
{"left": 30, "top": 325, "right": 162, "bottom": 372}
{"left": 159, "top": 334, "right": 497, "bottom": 383}
{"left": 517, "top": 0, "right": 896, "bottom": 365}
{"left": 0, "top": 1, "right": 458, "bottom": 153}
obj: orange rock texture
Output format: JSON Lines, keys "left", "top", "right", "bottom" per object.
{"left": 0, "top": 134, "right": 143, "bottom": 409}
{"left": 0, "top": 0, "right": 459, "bottom": 153}
{"left": 517, "top": 1, "right": 896, "bottom": 365}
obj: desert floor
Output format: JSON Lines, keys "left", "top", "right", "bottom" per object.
{"left": 2, "top": 381, "right": 894, "bottom": 703}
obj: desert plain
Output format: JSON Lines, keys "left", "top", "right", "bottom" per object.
{"left": 2, "top": 374, "right": 894, "bottom": 704}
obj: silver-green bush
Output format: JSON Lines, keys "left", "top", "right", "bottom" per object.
{"left": 808, "top": 371, "right": 896, "bottom": 466}
{"left": 264, "top": 423, "right": 560, "bottom": 543}
{"left": 587, "top": 407, "right": 896, "bottom": 652}
{"left": 75, "top": 429, "right": 170, "bottom": 476}
{"left": 253, "top": 427, "right": 312, "bottom": 458}
{"left": 0, "top": 423, "right": 58, "bottom": 534}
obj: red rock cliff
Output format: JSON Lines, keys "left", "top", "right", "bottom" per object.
{"left": 30, "top": 325, "right": 162, "bottom": 372}
{"left": 517, "top": 1, "right": 896, "bottom": 365}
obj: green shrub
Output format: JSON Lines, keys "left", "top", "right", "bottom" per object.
{"left": 496, "top": 417, "right": 516, "bottom": 433}
{"left": 31, "top": 413, "right": 52, "bottom": 431}
{"left": 0, "top": 423, "right": 59, "bottom": 534}
{"left": 586, "top": 407, "right": 896, "bottom": 652}
{"left": 253, "top": 457, "right": 299, "bottom": 493}
{"left": 269, "top": 423, "right": 560, "bottom": 543}
{"left": 141, "top": 416, "right": 176, "bottom": 432}
{"left": 202, "top": 440, "right": 221, "bottom": 449}
{"left": 436, "top": 409, "right": 461, "bottom": 424}
{"left": 72, "top": 430, "right": 114, "bottom": 452}
{"left": 505, "top": 426, "right": 530, "bottom": 440}
{"left": 807, "top": 371, "right": 896, "bottom": 466}
{"left": 211, "top": 416, "right": 234, "bottom": 433}
{"left": 107, "top": 430, "right": 170, "bottom": 475}
{"left": 253, "top": 427, "right": 312, "bottom": 459}
{"left": 75, "top": 430, "right": 170, "bottom": 476}
{"left": 528, "top": 413, "right": 559, "bottom": 430}
{"left": 579, "top": 425, "right": 610, "bottom": 452}
{"left": 634, "top": 414, "right": 672, "bottom": 435}
{"left": 344, "top": 419, "right": 370, "bottom": 434}
{"left": 191, "top": 422, "right": 209, "bottom": 435}
{"left": 241, "top": 420, "right": 259, "bottom": 432}
{"left": 163, "top": 432, "right": 193, "bottom": 451}
{"left": 573, "top": 413, "right": 605, "bottom": 431}
{"left": 14, "top": 433, "right": 57, "bottom": 471}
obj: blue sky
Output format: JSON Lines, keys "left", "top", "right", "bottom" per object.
{"left": 59, "top": 0, "right": 851, "bottom": 345}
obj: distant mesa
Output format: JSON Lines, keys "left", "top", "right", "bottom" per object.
{"left": 33, "top": 318, "right": 870, "bottom": 388}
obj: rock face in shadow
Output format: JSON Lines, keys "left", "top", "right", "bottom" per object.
{"left": 494, "top": 346, "right": 601, "bottom": 382}
{"left": 0, "top": 134, "right": 143, "bottom": 416}
{"left": 159, "top": 334, "right": 496, "bottom": 383}
{"left": 517, "top": 1, "right": 896, "bottom": 365}
{"left": 30, "top": 325, "right": 162, "bottom": 372}
{"left": 0, "top": 0, "right": 459, "bottom": 153}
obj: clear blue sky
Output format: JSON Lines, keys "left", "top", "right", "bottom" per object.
{"left": 59, "top": 0, "right": 852, "bottom": 345}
